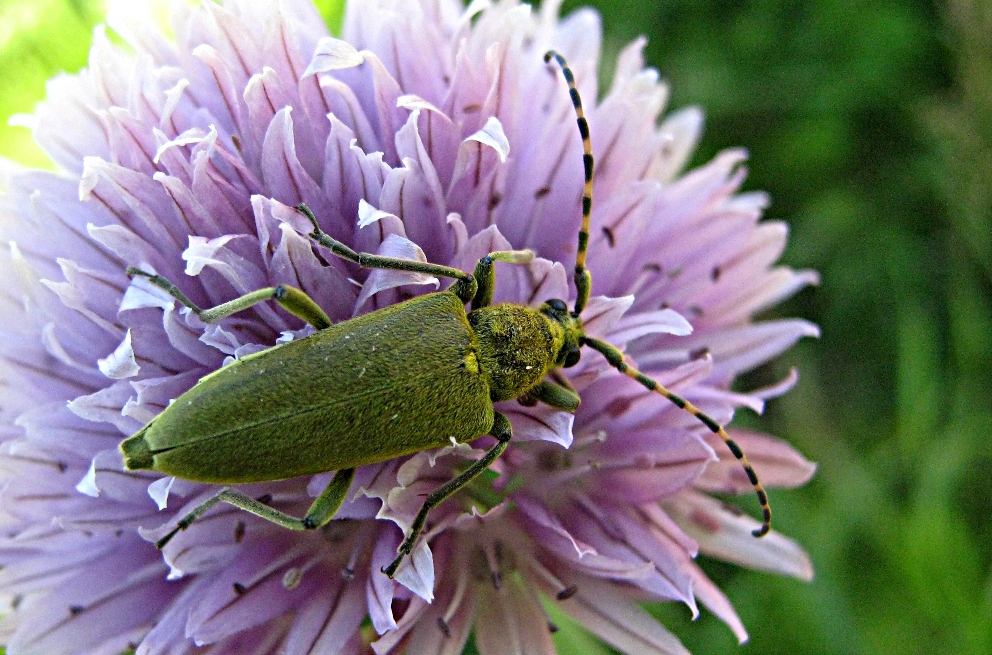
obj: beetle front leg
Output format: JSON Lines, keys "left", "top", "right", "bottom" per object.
{"left": 520, "top": 379, "right": 580, "bottom": 412}
{"left": 382, "top": 412, "right": 513, "bottom": 578}
{"left": 128, "top": 267, "right": 332, "bottom": 330}
{"left": 156, "top": 468, "right": 356, "bottom": 549}
{"left": 469, "top": 249, "right": 536, "bottom": 310}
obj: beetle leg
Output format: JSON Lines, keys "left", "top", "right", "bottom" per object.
{"left": 299, "top": 202, "right": 470, "bottom": 280}
{"left": 127, "top": 267, "right": 333, "bottom": 330}
{"left": 382, "top": 412, "right": 513, "bottom": 578}
{"left": 155, "top": 468, "right": 356, "bottom": 549}
{"left": 523, "top": 379, "right": 580, "bottom": 412}
{"left": 299, "top": 204, "right": 534, "bottom": 307}
{"left": 469, "top": 249, "right": 536, "bottom": 310}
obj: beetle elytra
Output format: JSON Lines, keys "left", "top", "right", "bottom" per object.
{"left": 120, "top": 51, "right": 771, "bottom": 579}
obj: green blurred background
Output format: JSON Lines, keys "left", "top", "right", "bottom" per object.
{"left": 1, "top": 0, "right": 989, "bottom": 654}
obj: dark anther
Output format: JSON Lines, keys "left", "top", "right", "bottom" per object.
{"left": 721, "top": 501, "right": 744, "bottom": 517}
{"left": 437, "top": 617, "right": 452, "bottom": 638}
{"left": 689, "top": 347, "right": 710, "bottom": 361}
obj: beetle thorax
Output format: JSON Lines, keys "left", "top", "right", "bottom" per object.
{"left": 469, "top": 304, "right": 565, "bottom": 401}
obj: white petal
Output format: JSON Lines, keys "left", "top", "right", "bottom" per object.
{"left": 120, "top": 275, "right": 175, "bottom": 312}
{"left": 152, "top": 126, "right": 207, "bottom": 164}
{"left": 357, "top": 198, "right": 399, "bottom": 228}
{"left": 393, "top": 542, "right": 434, "bottom": 603}
{"left": 75, "top": 458, "right": 101, "bottom": 497}
{"left": 666, "top": 490, "right": 814, "bottom": 580}
{"left": 354, "top": 234, "right": 439, "bottom": 310}
{"left": 199, "top": 322, "right": 242, "bottom": 355}
{"left": 581, "top": 295, "right": 634, "bottom": 337}
{"left": 303, "top": 37, "right": 365, "bottom": 77}
{"left": 182, "top": 234, "right": 238, "bottom": 276}
{"left": 466, "top": 117, "right": 510, "bottom": 163}
{"left": 97, "top": 329, "right": 141, "bottom": 379}
{"left": 396, "top": 94, "right": 442, "bottom": 113}
{"left": 549, "top": 576, "right": 692, "bottom": 655}
{"left": 147, "top": 476, "right": 175, "bottom": 511}
{"left": 608, "top": 308, "right": 693, "bottom": 347}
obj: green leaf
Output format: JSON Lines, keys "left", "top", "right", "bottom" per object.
{"left": 0, "top": 0, "right": 103, "bottom": 168}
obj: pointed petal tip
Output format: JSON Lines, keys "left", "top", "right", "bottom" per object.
{"left": 303, "top": 38, "right": 366, "bottom": 77}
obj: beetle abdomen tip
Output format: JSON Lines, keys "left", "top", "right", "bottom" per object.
{"left": 120, "top": 429, "right": 154, "bottom": 470}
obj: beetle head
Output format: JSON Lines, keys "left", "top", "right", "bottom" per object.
{"left": 539, "top": 298, "right": 583, "bottom": 368}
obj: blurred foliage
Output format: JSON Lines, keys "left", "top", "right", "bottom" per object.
{"left": 2, "top": 0, "right": 991, "bottom": 654}
{"left": 0, "top": 0, "right": 104, "bottom": 168}
{"left": 555, "top": 0, "right": 992, "bottom": 654}
{"left": 0, "top": 0, "right": 343, "bottom": 169}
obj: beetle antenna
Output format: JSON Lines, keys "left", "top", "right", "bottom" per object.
{"left": 583, "top": 336, "right": 772, "bottom": 537}
{"left": 545, "top": 50, "right": 593, "bottom": 317}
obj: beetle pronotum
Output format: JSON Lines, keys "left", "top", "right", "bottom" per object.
{"left": 120, "top": 51, "right": 770, "bottom": 579}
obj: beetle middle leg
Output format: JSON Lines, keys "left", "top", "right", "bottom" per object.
{"left": 382, "top": 412, "right": 513, "bottom": 578}
{"left": 468, "top": 249, "right": 535, "bottom": 310}
{"left": 127, "top": 267, "right": 332, "bottom": 330}
{"left": 156, "top": 467, "right": 357, "bottom": 549}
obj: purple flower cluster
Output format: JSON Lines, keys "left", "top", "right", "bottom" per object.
{"left": 0, "top": 1, "right": 818, "bottom": 654}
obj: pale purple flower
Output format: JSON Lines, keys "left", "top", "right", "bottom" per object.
{"left": 0, "top": 1, "right": 818, "bottom": 655}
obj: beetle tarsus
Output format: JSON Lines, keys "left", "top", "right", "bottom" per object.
{"left": 155, "top": 526, "right": 183, "bottom": 550}
{"left": 382, "top": 550, "right": 407, "bottom": 579}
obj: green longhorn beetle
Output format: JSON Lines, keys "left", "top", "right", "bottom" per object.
{"left": 120, "top": 51, "right": 771, "bottom": 578}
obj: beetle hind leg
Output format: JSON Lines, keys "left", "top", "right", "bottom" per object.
{"left": 156, "top": 468, "right": 356, "bottom": 549}
{"left": 382, "top": 412, "right": 513, "bottom": 578}
{"left": 127, "top": 267, "right": 332, "bottom": 330}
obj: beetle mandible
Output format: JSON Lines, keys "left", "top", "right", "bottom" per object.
{"left": 120, "top": 51, "right": 772, "bottom": 578}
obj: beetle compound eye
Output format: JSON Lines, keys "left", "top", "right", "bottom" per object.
{"left": 547, "top": 299, "right": 568, "bottom": 312}
{"left": 563, "top": 347, "right": 581, "bottom": 368}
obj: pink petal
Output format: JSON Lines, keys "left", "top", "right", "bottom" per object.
{"left": 473, "top": 577, "right": 556, "bottom": 655}
{"left": 544, "top": 574, "right": 692, "bottom": 655}
{"left": 665, "top": 490, "right": 814, "bottom": 580}
{"left": 695, "top": 429, "right": 817, "bottom": 493}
